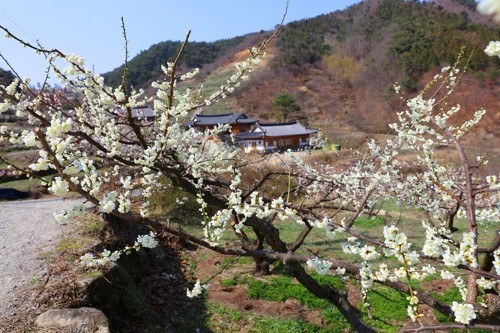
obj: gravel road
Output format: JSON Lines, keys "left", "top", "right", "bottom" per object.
{"left": 0, "top": 198, "right": 83, "bottom": 319}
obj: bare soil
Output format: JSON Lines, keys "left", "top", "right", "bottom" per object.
{"left": 190, "top": 246, "right": 356, "bottom": 330}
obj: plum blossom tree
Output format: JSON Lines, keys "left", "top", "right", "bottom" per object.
{"left": 0, "top": 9, "right": 499, "bottom": 332}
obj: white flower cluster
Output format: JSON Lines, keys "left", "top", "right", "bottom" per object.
{"left": 99, "top": 192, "right": 116, "bottom": 213}
{"left": 422, "top": 224, "right": 479, "bottom": 269}
{"left": 80, "top": 232, "right": 158, "bottom": 268}
{"left": 494, "top": 248, "right": 500, "bottom": 275}
{"left": 80, "top": 249, "right": 121, "bottom": 268}
{"left": 406, "top": 292, "right": 422, "bottom": 322}
{"left": 186, "top": 279, "right": 210, "bottom": 298}
{"left": 451, "top": 301, "right": 476, "bottom": 325}
{"left": 49, "top": 177, "right": 70, "bottom": 196}
{"left": 484, "top": 41, "right": 500, "bottom": 58}
{"left": 306, "top": 257, "right": 333, "bottom": 275}
{"left": 136, "top": 233, "right": 159, "bottom": 249}
{"left": 54, "top": 204, "right": 85, "bottom": 223}
{"left": 383, "top": 226, "right": 410, "bottom": 253}
{"left": 342, "top": 238, "right": 381, "bottom": 261}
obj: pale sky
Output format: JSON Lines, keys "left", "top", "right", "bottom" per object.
{"left": 0, "top": 1, "right": 360, "bottom": 85}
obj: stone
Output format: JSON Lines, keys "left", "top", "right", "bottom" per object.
{"left": 36, "top": 307, "right": 109, "bottom": 333}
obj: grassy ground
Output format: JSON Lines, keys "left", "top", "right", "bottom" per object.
{"left": 169, "top": 191, "right": 497, "bottom": 332}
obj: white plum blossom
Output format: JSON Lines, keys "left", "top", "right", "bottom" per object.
{"left": 476, "top": 277, "right": 495, "bottom": 290}
{"left": 186, "top": 279, "right": 204, "bottom": 298}
{"left": 80, "top": 253, "right": 95, "bottom": 268}
{"left": 486, "top": 174, "right": 497, "bottom": 185}
{"left": 407, "top": 305, "right": 420, "bottom": 322}
{"left": 459, "top": 232, "right": 477, "bottom": 268}
{"left": 53, "top": 204, "right": 85, "bottom": 223}
{"left": 358, "top": 245, "right": 381, "bottom": 261}
{"left": 79, "top": 233, "right": 157, "bottom": 268}
{"left": 21, "top": 130, "right": 38, "bottom": 147}
{"left": 306, "top": 257, "right": 332, "bottom": 275}
{"left": 383, "top": 225, "right": 410, "bottom": 253}
{"left": 484, "top": 41, "right": 500, "bottom": 58}
{"left": 359, "top": 263, "right": 374, "bottom": 289}
{"left": 494, "top": 249, "right": 500, "bottom": 275}
{"left": 99, "top": 192, "right": 117, "bottom": 213}
{"left": 421, "top": 265, "right": 436, "bottom": 276}
{"left": 46, "top": 117, "right": 72, "bottom": 138}
{"left": 451, "top": 301, "right": 476, "bottom": 325}
{"left": 30, "top": 157, "right": 49, "bottom": 171}
{"left": 136, "top": 232, "right": 158, "bottom": 249}
{"left": 114, "top": 88, "right": 126, "bottom": 102}
{"left": 49, "top": 177, "right": 69, "bottom": 196}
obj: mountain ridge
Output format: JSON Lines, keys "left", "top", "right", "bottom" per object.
{"left": 2, "top": 0, "right": 498, "bottom": 147}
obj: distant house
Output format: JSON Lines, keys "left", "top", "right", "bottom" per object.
{"left": 130, "top": 105, "right": 155, "bottom": 121}
{"left": 183, "top": 112, "right": 259, "bottom": 135}
{"left": 235, "top": 120, "right": 319, "bottom": 153}
{"left": 114, "top": 105, "right": 155, "bottom": 122}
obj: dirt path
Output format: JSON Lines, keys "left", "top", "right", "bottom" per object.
{"left": 0, "top": 198, "right": 82, "bottom": 320}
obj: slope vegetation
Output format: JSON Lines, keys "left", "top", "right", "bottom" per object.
{"left": 103, "top": 0, "right": 500, "bottom": 145}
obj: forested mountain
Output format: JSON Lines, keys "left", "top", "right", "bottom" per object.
{"left": 102, "top": 35, "right": 248, "bottom": 88}
{"left": 104, "top": 0, "right": 500, "bottom": 144}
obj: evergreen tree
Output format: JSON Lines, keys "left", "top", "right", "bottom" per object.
{"left": 272, "top": 93, "right": 301, "bottom": 122}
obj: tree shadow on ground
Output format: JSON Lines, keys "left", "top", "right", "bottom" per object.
{"left": 86, "top": 216, "right": 211, "bottom": 333}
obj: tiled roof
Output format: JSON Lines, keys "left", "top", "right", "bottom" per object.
{"left": 234, "top": 131, "right": 265, "bottom": 139}
{"left": 255, "top": 121, "right": 318, "bottom": 137}
{"left": 131, "top": 105, "right": 154, "bottom": 118}
{"left": 186, "top": 112, "right": 259, "bottom": 126}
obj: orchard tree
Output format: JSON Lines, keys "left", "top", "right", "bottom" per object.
{"left": 272, "top": 92, "right": 301, "bottom": 122}
{"left": 1, "top": 6, "right": 500, "bottom": 332}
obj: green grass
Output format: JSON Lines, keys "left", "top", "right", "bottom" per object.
{"left": 206, "top": 300, "right": 334, "bottom": 333}
{"left": 362, "top": 287, "right": 409, "bottom": 332}
{"left": 244, "top": 275, "right": 351, "bottom": 331}
{"left": 56, "top": 236, "right": 86, "bottom": 253}
{"left": 253, "top": 316, "right": 332, "bottom": 333}
{"left": 0, "top": 175, "right": 53, "bottom": 191}
{"left": 222, "top": 256, "right": 253, "bottom": 266}
{"left": 354, "top": 215, "right": 385, "bottom": 228}
{"left": 430, "top": 286, "right": 461, "bottom": 324}
{"left": 81, "top": 215, "right": 106, "bottom": 235}
{"left": 220, "top": 277, "right": 239, "bottom": 288}
{"left": 207, "top": 301, "right": 244, "bottom": 324}
{"left": 229, "top": 274, "right": 413, "bottom": 333}
{"left": 206, "top": 301, "right": 333, "bottom": 333}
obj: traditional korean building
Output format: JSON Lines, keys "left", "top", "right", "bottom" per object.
{"left": 235, "top": 120, "right": 319, "bottom": 153}
{"left": 183, "top": 112, "right": 259, "bottom": 134}
{"left": 130, "top": 105, "right": 155, "bottom": 121}
{"left": 114, "top": 105, "right": 155, "bottom": 122}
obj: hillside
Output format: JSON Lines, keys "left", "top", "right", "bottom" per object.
{"left": 101, "top": 34, "right": 252, "bottom": 88}
{"left": 98, "top": 0, "right": 499, "bottom": 148}
{"left": 230, "top": 0, "right": 499, "bottom": 139}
